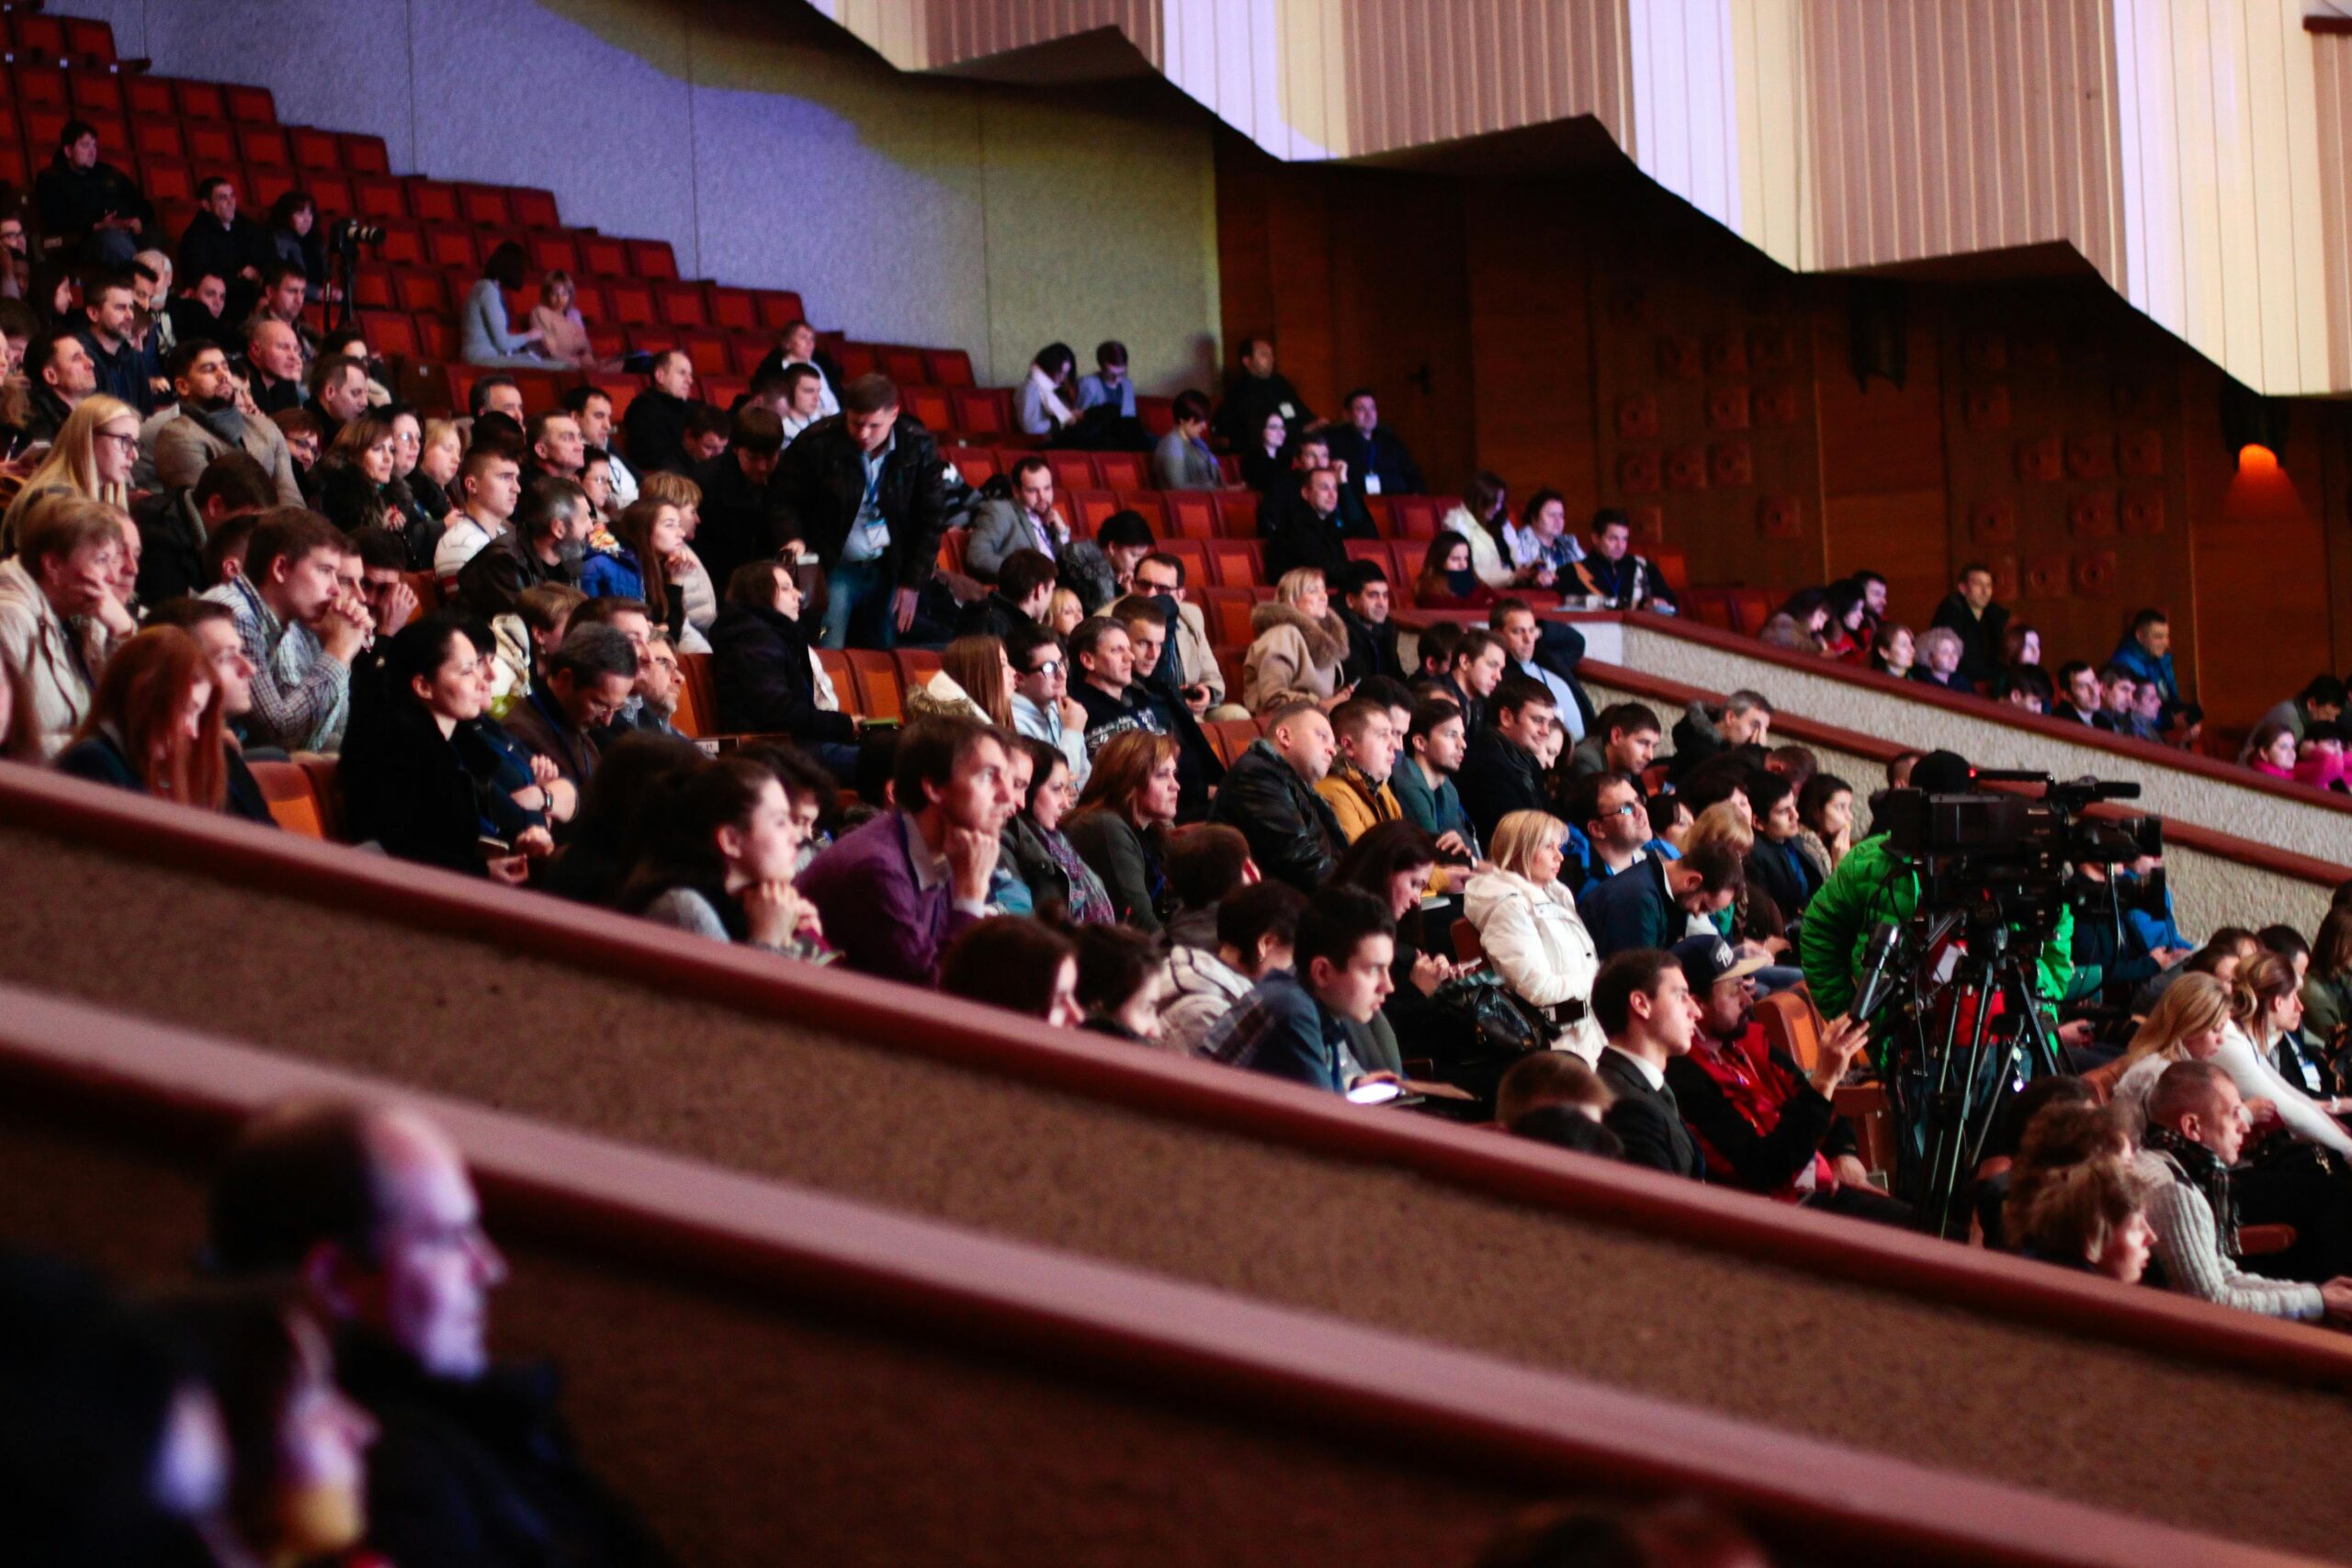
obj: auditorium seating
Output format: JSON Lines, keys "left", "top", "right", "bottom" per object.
{"left": 8, "top": 756, "right": 2352, "bottom": 1561}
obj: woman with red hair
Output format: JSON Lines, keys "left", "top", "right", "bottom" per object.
{"left": 54, "top": 625, "right": 225, "bottom": 808}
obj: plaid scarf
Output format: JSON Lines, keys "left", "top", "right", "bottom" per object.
{"left": 2144, "top": 1122, "right": 2240, "bottom": 1259}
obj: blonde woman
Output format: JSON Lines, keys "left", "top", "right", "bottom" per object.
{"left": 2108, "top": 974, "right": 2234, "bottom": 1134}
{"left": 1465, "top": 809, "right": 1604, "bottom": 1061}
{"left": 1046, "top": 585, "right": 1085, "bottom": 637}
{"left": 636, "top": 469, "right": 715, "bottom": 651}
{"left": 1242, "top": 566, "right": 1348, "bottom": 714}
{"left": 908, "top": 635, "right": 1014, "bottom": 728}
{"left": 0, "top": 394, "right": 137, "bottom": 550}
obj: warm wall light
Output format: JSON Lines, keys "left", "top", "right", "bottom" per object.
{"left": 2237, "top": 442, "right": 2280, "bottom": 472}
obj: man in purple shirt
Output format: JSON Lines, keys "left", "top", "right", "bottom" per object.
{"left": 797, "top": 716, "right": 1019, "bottom": 986}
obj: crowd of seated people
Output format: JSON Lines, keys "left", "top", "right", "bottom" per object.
{"left": 7, "top": 150, "right": 2352, "bottom": 1364}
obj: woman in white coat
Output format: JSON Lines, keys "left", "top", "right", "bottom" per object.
{"left": 1465, "top": 809, "right": 1604, "bottom": 1062}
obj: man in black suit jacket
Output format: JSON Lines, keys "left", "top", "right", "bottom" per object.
{"left": 1589, "top": 948, "right": 1706, "bottom": 1180}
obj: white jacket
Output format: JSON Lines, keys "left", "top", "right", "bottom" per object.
{"left": 0, "top": 556, "right": 97, "bottom": 756}
{"left": 1160, "top": 942, "right": 1252, "bottom": 1058}
{"left": 1464, "top": 867, "right": 1604, "bottom": 1061}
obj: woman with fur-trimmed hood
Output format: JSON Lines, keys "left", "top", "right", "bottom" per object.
{"left": 1241, "top": 566, "right": 1349, "bottom": 715}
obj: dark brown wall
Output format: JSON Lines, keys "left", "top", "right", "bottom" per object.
{"left": 1213, "top": 144, "right": 2351, "bottom": 733}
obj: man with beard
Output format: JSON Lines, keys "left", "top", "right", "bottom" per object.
{"left": 1663, "top": 934, "right": 1905, "bottom": 1222}
{"left": 149, "top": 339, "right": 303, "bottom": 504}
{"left": 455, "top": 476, "right": 593, "bottom": 626}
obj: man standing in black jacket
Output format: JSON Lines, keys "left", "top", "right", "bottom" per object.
{"left": 1264, "top": 466, "right": 1374, "bottom": 584}
{"left": 1336, "top": 560, "right": 1405, "bottom": 684}
{"left": 1208, "top": 699, "right": 1345, "bottom": 891}
{"left": 1458, "top": 674, "right": 1557, "bottom": 846}
{"left": 768, "top": 374, "right": 953, "bottom": 650}
{"left": 1928, "top": 561, "right": 2009, "bottom": 691}
{"left": 620, "top": 350, "right": 698, "bottom": 477}
{"left": 209, "top": 1100, "right": 673, "bottom": 1568}
{"left": 688, "top": 404, "right": 787, "bottom": 588}
{"left": 1590, "top": 949, "right": 1705, "bottom": 1180}
{"left": 1213, "top": 334, "right": 1314, "bottom": 451}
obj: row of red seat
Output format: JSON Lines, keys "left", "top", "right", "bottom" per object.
{"left": 0, "top": 12, "right": 118, "bottom": 65}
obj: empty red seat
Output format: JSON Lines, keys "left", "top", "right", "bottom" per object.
{"left": 140, "top": 159, "right": 194, "bottom": 206}
{"left": 375, "top": 220, "right": 425, "bottom": 268}
{"left": 185, "top": 121, "right": 237, "bottom": 170}
{"left": 1070, "top": 491, "right": 1118, "bottom": 536}
{"left": 351, "top": 265, "right": 396, "bottom": 311}
{"left": 424, "top": 227, "right": 476, "bottom": 272}
{"left": 64, "top": 17, "right": 116, "bottom": 62}
{"left": 701, "top": 373, "right": 746, "bottom": 411}
{"left": 126, "top": 77, "right": 177, "bottom": 119}
{"left": 1205, "top": 541, "right": 1263, "bottom": 588}
{"left": 1165, "top": 493, "right": 1218, "bottom": 540}
{"left": 353, "top": 176, "right": 407, "bottom": 220}
{"left": 362, "top": 310, "right": 419, "bottom": 358}
{"left": 225, "top": 85, "right": 276, "bottom": 124}
{"left": 176, "top": 82, "right": 228, "bottom": 121}
{"left": 512, "top": 189, "right": 560, "bottom": 230}
{"left": 12, "top": 15, "right": 64, "bottom": 57}
{"left": 14, "top": 70, "right": 66, "bottom": 112}
{"left": 1117, "top": 491, "right": 1168, "bottom": 529}
{"left": 527, "top": 232, "right": 579, "bottom": 276}
{"left": 835, "top": 344, "right": 877, "bottom": 379}
{"left": 1048, "top": 453, "right": 1096, "bottom": 492}
{"left": 407, "top": 181, "right": 458, "bottom": 225}
{"left": 1136, "top": 396, "right": 1175, "bottom": 437}
{"left": 309, "top": 175, "right": 355, "bottom": 216}
{"left": 458, "top": 185, "right": 510, "bottom": 227}
{"left": 655, "top": 281, "right": 708, "bottom": 328}
{"left": 626, "top": 240, "right": 677, "bottom": 279}
{"left": 393, "top": 269, "right": 450, "bottom": 314}
{"left": 927, "top": 348, "right": 974, "bottom": 388}
{"left": 709, "top": 287, "right": 758, "bottom": 333}
{"left": 679, "top": 330, "right": 730, "bottom": 378}
{"left": 248, "top": 168, "right": 299, "bottom": 210}
{"left": 579, "top": 235, "right": 628, "bottom": 278}
{"left": 1213, "top": 491, "right": 1259, "bottom": 537}
{"left": 905, "top": 386, "right": 954, "bottom": 433}
{"left": 1095, "top": 453, "right": 1145, "bottom": 490}
{"left": 1392, "top": 497, "right": 1444, "bottom": 539}
{"left": 239, "top": 126, "right": 290, "bottom": 167}
{"left": 339, "top": 135, "right": 390, "bottom": 175}
{"left": 67, "top": 73, "right": 121, "bottom": 116}
{"left": 754, "top": 291, "right": 804, "bottom": 331}
{"left": 608, "top": 279, "right": 656, "bottom": 327}
{"left": 952, "top": 389, "right": 1011, "bottom": 439}
{"left": 880, "top": 347, "right": 927, "bottom": 386}
{"left": 945, "top": 447, "right": 998, "bottom": 488}
{"left": 413, "top": 313, "right": 455, "bottom": 361}
{"left": 290, "top": 128, "right": 342, "bottom": 173}
{"left": 1162, "top": 540, "right": 1210, "bottom": 588}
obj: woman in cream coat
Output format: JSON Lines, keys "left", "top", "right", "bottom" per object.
{"left": 1464, "top": 808, "right": 1604, "bottom": 1062}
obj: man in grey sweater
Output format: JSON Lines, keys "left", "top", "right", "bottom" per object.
{"left": 2134, "top": 1060, "right": 2352, "bottom": 1325}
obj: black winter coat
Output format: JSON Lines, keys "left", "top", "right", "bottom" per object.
{"left": 340, "top": 694, "right": 490, "bottom": 876}
{"left": 1457, "top": 726, "right": 1551, "bottom": 846}
{"left": 707, "top": 601, "right": 855, "bottom": 746}
{"left": 689, "top": 448, "right": 789, "bottom": 590}
{"left": 1262, "top": 488, "right": 1378, "bottom": 584}
{"left": 620, "top": 388, "right": 693, "bottom": 476}
{"left": 337, "top": 1335, "right": 673, "bottom": 1568}
{"left": 769, "top": 413, "right": 954, "bottom": 589}
{"left": 1206, "top": 739, "right": 1343, "bottom": 891}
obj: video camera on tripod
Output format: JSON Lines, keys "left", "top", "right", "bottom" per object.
{"left": 1850, "top": 770, "right": 2163, "bottom": 1236}
{"left": 322, "top": 218, "right": 386, "bottom": 334}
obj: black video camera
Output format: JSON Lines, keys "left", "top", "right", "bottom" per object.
{"left": 1874, "top": 772, "right": 2162, "bottom": 934}
{"left": 328, "top": 217, "right": 386, "bottom": 252}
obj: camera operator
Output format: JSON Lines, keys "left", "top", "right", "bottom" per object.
{"left": 2066, "top": 852, "right": 2192, "bottom": 1018}
{"left": 1798, "top": 750, "right": 2084, "bottom": 1049}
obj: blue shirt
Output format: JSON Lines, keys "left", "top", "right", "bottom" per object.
{"left": 1204, "top": 968, "right": 1351, "bottom": 1093}
{"left": 842, "top": 431, "right": 895, "bottom": 563}
{"left": 1077, "top": 372, "right": 1136, "bottom": 418}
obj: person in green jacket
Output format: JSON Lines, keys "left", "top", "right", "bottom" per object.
{"left": 1797, "top": 751, "right": 2075, "bottom": 1021}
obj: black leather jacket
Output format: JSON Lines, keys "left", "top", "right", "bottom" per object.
{"left": 770, "top": 412, "right": 955, "bottom": 589}
{"left": 1206, "top": 739, "right": 1344, "bottom": 891}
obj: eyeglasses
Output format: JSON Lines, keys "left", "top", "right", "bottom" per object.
{"left": 1027, "top": 658, "right": 1065, "bottom": 677}
{"left": 1597, "top": 801, "right": 1643, "bottom": 820}
{"left": 96, "top": 430, "right": 139, "bottom": 451}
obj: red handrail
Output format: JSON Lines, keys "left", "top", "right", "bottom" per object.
{"left": 0, "top": 983, "right": 2323, "bottom": 1568}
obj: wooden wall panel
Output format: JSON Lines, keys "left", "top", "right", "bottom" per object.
{"left": 1933, "top": 282, "right": 2197, "bottom": 685}
{"left": 1813, "top": 303, "right": 1949, "bottom": 621}
{"left": 1464, "top": 188, "right": 1600, "bottom": 521}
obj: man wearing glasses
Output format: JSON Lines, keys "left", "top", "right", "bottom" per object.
{"left": 1562, "top": 768, "right": 1650, "bottom": 895}
{"left": 1007, "top": 618, "right": 1088, "bottom": 791}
